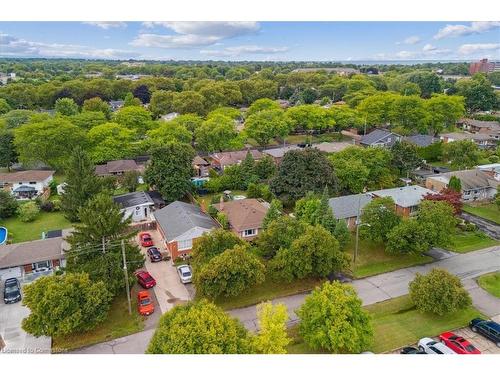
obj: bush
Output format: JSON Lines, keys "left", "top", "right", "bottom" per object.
{"left": 0, "top": 190, "right": 18, "bottom": 219}
{"left": 40, "top": 200, "right": 55, "bottom": 212}
{"left": 409, "top": 268, "right": 472, "bottom": 315}
{"left": 17, "top": 201, "right": 40, "bottom": 222}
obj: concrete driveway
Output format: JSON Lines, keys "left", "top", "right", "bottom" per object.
{"left": 136, "top": 230, "right": 192, "bottom": 314}
{"left": 0, "top": 292, "right": 51, "bottom": 354}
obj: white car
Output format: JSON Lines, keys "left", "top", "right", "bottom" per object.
{"left": 177, "top": 265, "right": 192, "bottom": 284}
{"left": 418, "top": 337, "right": 456, "bottom": 354}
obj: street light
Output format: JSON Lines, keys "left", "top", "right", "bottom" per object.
{"left": 354, "top": 221, "right": 371, "bottom": 266}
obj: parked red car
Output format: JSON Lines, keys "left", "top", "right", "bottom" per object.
{"left": 139, "top": 232, "right": 153, "bottom": 247}
{"left": 137, "top": 291, "right": 154, "bottom": 316}
{"left": 439, "top": 332, "right": 481, "bottom": 354}
{"left": 135, "top": 270, "right": 156, "bottom": 289}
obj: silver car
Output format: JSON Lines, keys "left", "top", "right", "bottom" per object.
{"left": 177, "top": 265, "right": 192, "bottom": 284}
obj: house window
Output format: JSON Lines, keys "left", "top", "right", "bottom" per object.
{"left": 177, "top": 239, "right": 193, "bottom": 250}
{"left": 243, "top": 229, "right": 256, "bottom": 237}
{"left": 29, "top": 181, "right": 36, "bottom": 184}
{"left": 32, "top": 260, "right": 50, "bottom": 272}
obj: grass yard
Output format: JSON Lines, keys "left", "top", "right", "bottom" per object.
{"left": 478, "top": 272, "right": 500, "bottom": 299}
{"left": 215, "top": 277, "right": 324, "bottom": 311}
{"left": 196, "top": 190, "right": 247, "bottom": 212}
{"left": 463, "top": 203, "right": 500, "bottom": 225}
{"left": 52, "top": 294, "right": 145, "bottom": 352}
{"left": 447, "top": 230, "right": 499, "bottom": 253}
{"left": 345, "top": 238, "right": 433, "bottom": 279}
{"left": 2, "top": 211, "right": 72, "bottom": 243}
{"left": 365, "top": 295, "right": 484, "bottom": 353}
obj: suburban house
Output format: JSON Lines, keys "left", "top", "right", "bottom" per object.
{"left": 95, "top": 159, "right": 143, "bottom": 177}
{"left": 154, "top": 201, "right": 219, "bottom": 260}
{"left": 213, "top": 198, "right": 270, "bottom": 240}
{"left": 457, "top": 118, "right": 500, "bottom": 136}
{"left": 403, "top": 134, "right": 438, "bottom": 148}
{"left": 262, "top": 145, "right": 301, "bottom": 164}
{"left": 312, "top": 141, "right": 354, "bottom": 153}
{"left": 360, "top": 129, "right": 402, "bottom": 148}
{"left": 109, "top": 100, "right": 124, "bottom": 112}
{"left": 113, "top": 191, "right": 155, "bottom": 222}
{"left": 210, "top": 149, "right": 263, "bottom": 170}
{"left": 193, "top": 155, "right": 211, "bottom": 178}
{"left": 328, "top": 193, "right": 373, "bottom": 229}
{"left": 410, "top": 165, "right": 450, "bottom": 183}
{"left": 0, "top": 237, "right": 67, "bottom": 283}
{"left": 0, "top": 170, "right": 54, "bottom": 200}
{"left": 425, "top": 169, "right": 499, "bottom": 201}
{"left": 370, "top": 185, "right": 436, "bottom": 216}
{"left": 161, "top": 112, "right": 179, "bottom": 121}
{"left": 477, "top": 163, "right": 500, "bottom": 181}
{"left": 439, "top": 132, "right": 497, "bottom": 149}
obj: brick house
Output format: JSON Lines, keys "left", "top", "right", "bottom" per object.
{"left": 213, "top": 198, "right": 270, "bottom": 240}
{"left": 209, "top": 149, "right": 263, "bottom": 170}
{"left": 95, "top": 159, "right": 143, "bottom": 176}
{"left": 370, "top": 185, "right": 436, "bottom": 216}
{"left": 328, "top": 193, "right": 373, "bottom": 229}
{"left": 153, "top": 201, "right": 219, "bottom": 260}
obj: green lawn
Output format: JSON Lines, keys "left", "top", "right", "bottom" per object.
{"left": 478, "top": 272, "right": 500, "bottom": 299}
{"left": 2, "top": 211, "right": 72, "bottom": 243}
{"left": 215, "top": 277, "right": 324, "bottom": 311}
{"left": 463, "top": 203, "right": 500, "bottom": 225}
{"left": 345, "top": 239, "right": 433, "bottom": 279}
{"left": 447, "top": 230, "right": 499, "bottom": 253}
{"left": 52, "top": 294, "right": 145, "bottom": 352}
{"left": 196, "top": 190, "right": 247, "bottom": 212}
{"left": 365, "top": 295, "right": 484, "bottom": 353}
{"left": 286, "top": 295, "right": 483, "bottom": 354}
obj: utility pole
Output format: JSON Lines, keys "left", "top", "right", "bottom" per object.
{"left": 121, "top": 240, "right": 132, "bottom": 315}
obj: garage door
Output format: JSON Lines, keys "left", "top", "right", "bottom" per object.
{"left": 0, "top": 267, "right": 22, "bottom": 281}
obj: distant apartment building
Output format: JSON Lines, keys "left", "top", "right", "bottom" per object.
{"left": 469, "top": 59, "right": 500, "bottom": 75}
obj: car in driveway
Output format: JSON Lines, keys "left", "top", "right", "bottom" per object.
{"left": 439, "top": 331, "right": 481, "bottom": 354}
{"left": 137, "top": 290, "right": 154, "bottom": 316}
{"left": 418, "top": 337, "right": 456, "bottom": 354}
{"left": 177, "top": 265, "right": 192, "bottom": 284}
{"left": 470, "top": 318, "right": 500, "bottom": 348}
{"left": 139, "top": 232, "right": 153, "bottom": 247}
{"left": 147, "top": 247, "right": 162, "bottom": 262}
{"left": 400, "top": 346, "right": 426, "bottom": 354}
{"left": 135, "top": 270, "right": 156, "bottom": 289}
{"left": 3, "top": 278, "right": 21, "bottom": 304}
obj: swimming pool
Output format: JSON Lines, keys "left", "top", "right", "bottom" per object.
{"left": 0, "top": 226, "right": 7, "bottom": 245}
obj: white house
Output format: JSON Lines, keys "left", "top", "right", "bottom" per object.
{"left": 112, "top": 191, "right": 155, "bottom": 222}
{"left": 0, "top": 170, "right": 54, "bottom": 200}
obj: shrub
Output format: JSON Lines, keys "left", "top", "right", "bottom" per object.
{"left": 40, "top": 200, "right": 55, "bottom": 212}
{"left": 0, "top": 190, "right": 18, "bottom": 219}
{"left": 17, "top": 201, "right": 40, "bottom": 222}
{"left": 409, "top": 268, "right": 472, "bottom": 315}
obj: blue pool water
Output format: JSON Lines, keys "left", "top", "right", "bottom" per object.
{"left": 0, "top": 226, "right": 7, "bottom": 245}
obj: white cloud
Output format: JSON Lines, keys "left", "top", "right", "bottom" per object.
{"left": 399, "top": 36, "right": 421, "bottom": 45}
{"left": 434, "top": 21, "right": 500, "bottom": 40}
{"left": 83, "top": 22, "right": 127, "bottom": 30}
{"left": 200, "top": 45, "right": 289, "bottom": 57}
{"left": 422, "top": 43, "right": 436, "bottom": 52}
{"left": 132, "top": 21, "right": 260, "bottom": 49}
{"left": 457, "top": 43, "right": 500, "bottom": 55}
{"left": 0, "top": 33, "right": 138, "bottom": 59}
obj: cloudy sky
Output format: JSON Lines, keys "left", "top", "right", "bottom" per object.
{"left": 0, "top": 21, "right": 499, "bottom": 61}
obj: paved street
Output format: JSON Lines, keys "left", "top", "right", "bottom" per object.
{"left": 71, "top": 328, "right": 156, "bottom": 354}
{"left": 229, "top": 245, "right": 500, "bottom": 331}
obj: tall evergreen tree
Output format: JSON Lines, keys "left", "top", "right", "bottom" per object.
{"left": 61, "top": 147, "right": 102, "bottom": 222}
{"left": 448, "top": 176, "right": 462, "bottom": 192}
{"left": 0, "top": 130, "right": 18, "bottom": 171}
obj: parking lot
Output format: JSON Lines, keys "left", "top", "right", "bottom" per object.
{"left": 0, "top": 287, "right": 51, "bottom": 354}
{"left": 136, "top": 229, "right": 193, "bottom": 314}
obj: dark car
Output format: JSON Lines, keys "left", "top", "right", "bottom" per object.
{"left": 327, "top": 272, "right": 352, "bottom": 283}
{"left": 147, "top": 247, "right": 162, "bottom": 262}
{"left": 469, "top": 318, "right": 500, "bottom": 347}
{"left": 400, "top": 346, "right": 426, "bottom": 354}
{"left": 3, "top": 278, "right": 21, "bottom": 304}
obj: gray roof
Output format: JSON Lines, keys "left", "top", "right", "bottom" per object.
{"left": 263, "top": 145, "right": 301, "bottom": 158}
{"left": 360, "top": 129, "right": 400, "bottom": 146}
{"left": 113, "top": 191, "right": 154, "bottom": 209}
{"left": 328, "top": 194, "right": 373, "bottom": 220}
{"left": 430, "top": 170, "right": 499, "bottom": 191}
{"left": 0, "top": 238, "right": 66, "bottom": 269}
{"left": 154, "top": 201, "right": 218, "bottom": 241}
{"left": 404, "top": 134, "right": 437, "bottom": 147}
{"left": 370, "top": 185, "right": 435, "bottom": 208}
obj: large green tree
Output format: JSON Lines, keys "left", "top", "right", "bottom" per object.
{"left": 149, "top": 90, "right": 174, "bottom": 118}
{"left": 252, "top": 302, "right": 291, "bottom": 354}
{"left": 144, "top": 142, "right": 195, "bottom": 202}
{"left": 0, "top": 190, "right": 18, "bottom": 219}
{"left": 22, "top": 273, "right": 112, "bottom": 337}
{"left": 256, "top": 215, "right": 307, "bottom": 259}
{"left": 390, "top": 140, "right": 422, "bottom": 176}
{"left": 443, "top": 140, "right": 481, "bottom": 169}
{"left": 245, "top": 109, "right": 291, "bottom": 146}
{"left": 82, "top": 97, "right": 111, "bottom": 119}
{"left": 191, "top": 229, "right": 245, "bottom": 270}
{"left": 87, "top": 122, "right": 136, "bottom": 163}
{"left": 195, "top": 114, "right": 241, "bottom": 152}
{"left": 54, "top": 97, "right": 79, "bottom": 116}
{"left": 296, "top": 282, "right": 373, "bottom": 353}
{"left": 147, "top": 300, "right": 250, "bottom": 354}
{"left": 0, "top": 129, "right": 18, "bottom": 171}
{"left": 360, "top": 197, "right": 401, "bottom": 243}
{"left": 113, "top": 105, "right": 153, "bottom": 136}
{"left": 147, "top": 121, "right": 192, "bottom": 146}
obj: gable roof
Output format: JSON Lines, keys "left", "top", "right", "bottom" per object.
{"left": 263, "top": 145, "right": 301, "bottom": 158}
{"left": 95, "top": 159, "right": 140, "bottom": 176}
{"left": 404, "top": 134, "right": 438, "bottom": 147}
{"left": 462, "top": 119, "right": 500, "bottom": 129}
{"left": 430, "top": 170, "right": 499, "bottom": 191}
{"left": 210, "top": 150, "right": 263, "bottom": 167}
{"left": 192, "top": 155, "right": 210, "bottom": 166}
{"left": 328, "top": 194, "right": 373, "bottom": 220}
{"left": 370, "top": 185, "right": 436, "bottom": 208}
{"left": 0, "top": 170, "right": 54, "bottom": 183}
{"left": 113, "top": 191, "right": 154, "bottom": 209}
{"left": 213, "top": 198, "right": 270, "bottom": 232}
{"left": 154, "top": 201, "right": 218, "bottom": 241}
{"left": 360, "top": 129, "right": 400, "bottom": 146}
{"left": 0, "top": 237, "right": 67, "bottom": 269}
{"left": 440, "top": 132, "right": 494, "bottom": 141}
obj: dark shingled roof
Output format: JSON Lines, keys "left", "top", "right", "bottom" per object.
{"left": 404, "top": 134, "right": 438, "bottom": 147}
{"left": 328, "top": 194, "right": 373, "bottom": 220}
{"left": 360, "top": 129, "right": 400, "bottom": 146}
{"left": 0, "top": 238, "right": 67, "bottom": 269}
{"left": 113, "top": 191, "right": 154, "bottom": 209}
{"left": 95, "top": 159, "right": 140, "bottom": 176}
